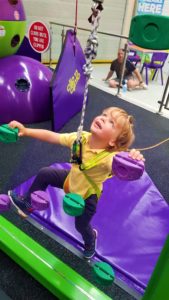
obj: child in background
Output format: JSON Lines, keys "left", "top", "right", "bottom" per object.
{"left": 8, "top": 106, "right": 144, "bottom": 259}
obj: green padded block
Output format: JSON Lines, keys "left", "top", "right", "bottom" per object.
{"left": 0, "top": 124, "right": 19, "bottom": 143}
{"left": 63, "top": 193, "right": 85, "bottom": 216}
{"left": 129, "top": 15, "right": 169, "bottom": 50}
{"left": 93, "top": 262, "right": 115, "bottom": 286}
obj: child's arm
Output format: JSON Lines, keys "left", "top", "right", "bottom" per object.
{"left": 9, "top": 121, "right": 61, "bottom": 144}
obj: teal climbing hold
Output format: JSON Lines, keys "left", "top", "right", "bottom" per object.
{"left": 63, "top": 193, "right": 85, "bottom": 217}
{"left": 129, "top": 14, "right": 169, "bottom": 50}
{"left": 92, "top": 261, "right": 115, "bottom": 285}
{"left": 0, "top": 124, "right": 19, "bottom": 143}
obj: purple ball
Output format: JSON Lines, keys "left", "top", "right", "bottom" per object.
{"left": 0, "top": 0, "right": 26, "bottom": 21}
{"left": 0, "top": 55, "right": 53, "bottom": 124}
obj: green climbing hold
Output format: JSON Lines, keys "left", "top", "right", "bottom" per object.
{"left": 93, "top": 262, "right": 115, "bottom": 285}
{"left": 0, "top": 124, "right": 19, "bottom": 143}
{"left": 63, "top": 193, "right": 85, "bottom": 216}
{"left": 129, "top": 14, "right": 169, "bottom": 50}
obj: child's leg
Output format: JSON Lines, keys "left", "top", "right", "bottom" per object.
{"left": 27, "top": 166, "right": 69, "bottom": 198}
{"left": 75, "top": 194, "right": 97, "bottom": 258}
{"left": 9, "top": 167, "right": 69, "bottom": 217}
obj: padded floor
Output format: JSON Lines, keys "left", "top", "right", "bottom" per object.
{"left": 14, "top": 162, "right": 169, "bottom": 294}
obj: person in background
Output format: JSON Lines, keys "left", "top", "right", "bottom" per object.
{"left": 103, "top": 48, "right": 147, "bottom": 91}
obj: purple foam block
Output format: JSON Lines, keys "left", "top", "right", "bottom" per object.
{"left": 0, "top": 194, "right": 11, "bottom": 212}
{"left": 112, "top": 151, "right": 145, "bottom": 180}
{"left": 0, "top": 0, "right": 26, "bottom": 21}
{"left": 31, "top": 190, "right": 49, "bottom": 211}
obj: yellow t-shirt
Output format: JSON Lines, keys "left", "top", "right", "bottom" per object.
{"left": 59, "top": 131, "right": 118, "bottom": 199}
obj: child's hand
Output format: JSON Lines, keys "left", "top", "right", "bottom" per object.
{"left": 8, "top": 121, "right": 27, "bottom": 137}
{"left": 128, "top": 149, "right": 145, "bottom": 161}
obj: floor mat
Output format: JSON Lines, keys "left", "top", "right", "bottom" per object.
{"left": 14, "top": 162, "right": 169, "bottom": 294}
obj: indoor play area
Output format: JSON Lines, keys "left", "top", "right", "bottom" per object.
{"left": 0, "top": 1, "right": 169, "bottom": 300}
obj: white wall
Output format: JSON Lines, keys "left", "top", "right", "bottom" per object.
{"left": 22, "top": 0, "right": 128, "bottom": 62}
{"left": 163, "top": 0, "right": 169, "bottom": 15}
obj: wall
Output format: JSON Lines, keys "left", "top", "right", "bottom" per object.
{"left": 22, "top": 0, "right": 129, "bottom": 62}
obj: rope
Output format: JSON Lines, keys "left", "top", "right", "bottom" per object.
{"left": 74, "top": 0, "right": 78, "bottom": 46}
{"left": 77, "top": 0, "right": 104, "bottom": 142}
{"left": 70, "top": 0, "right": 104, "bottom": 164}
{"left": 136, "top": 137, "right": 169, "bottom": 151}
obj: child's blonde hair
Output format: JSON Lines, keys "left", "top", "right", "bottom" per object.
{"left": 104, "top": 107, "right": 135, "bottom": 151}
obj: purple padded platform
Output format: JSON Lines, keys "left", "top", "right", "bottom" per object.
{"left": 52, "top": 30, "right": 86, "bottom": 131}
{"left": 14, "top": 162, "right": 169, "bottom": 293}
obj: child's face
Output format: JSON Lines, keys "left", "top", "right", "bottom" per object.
{"left": 90, "top": 110, "right": 123, "bottom": 148}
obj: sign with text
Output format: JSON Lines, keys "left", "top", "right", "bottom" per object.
{"left": 28, "top": 21, "right": 50, "bottom": 53}
{"left": 137, "top": 0, "right": 164, "bottom": 15}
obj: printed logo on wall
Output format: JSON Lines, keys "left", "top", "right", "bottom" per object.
{"left": 137, "top": 0, "right": 164, "bottom": 15}
{"left": 28, "top": 21, "right": 50, "bottom": 53}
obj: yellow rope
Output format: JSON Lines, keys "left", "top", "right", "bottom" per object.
{"left": 135, "top": 137, "right": 169, "bottom": 151}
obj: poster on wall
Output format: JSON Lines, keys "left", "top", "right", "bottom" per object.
{"left": 137, "top": 0, "right": 164, "bottom": 15}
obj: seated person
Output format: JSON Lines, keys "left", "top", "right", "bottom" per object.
{"left": 103, "top": 48, "right": 147, "bottom": 90}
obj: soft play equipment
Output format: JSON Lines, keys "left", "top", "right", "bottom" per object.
{"left": 11, "top": 162, "right": 169, "bottom": 294}
{"left": 52, "top": 30, "right": 86, "bottom": 131}
{"left": 0, "top": 0, "right": 26, "bottom": 58}
{"left": 0, "top": 21, "right": 26, "bottom": 58}
{"left": 129, "top": 15, "right": 169, "bottom": 50}
{"left": 0, "top": 55, "right": 53, "bottom": 124}
{"left": 0, "top": 0, "right": 26, "bottom": 21}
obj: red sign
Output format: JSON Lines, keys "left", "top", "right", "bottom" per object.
{"left": 28, "top": 21, "right": 50, "bottom": 53}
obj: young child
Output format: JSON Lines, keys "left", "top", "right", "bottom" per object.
{"left": 8, "top": 106, "right": 144, "bottom": 259}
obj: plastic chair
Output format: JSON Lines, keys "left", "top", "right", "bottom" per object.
{"left": 140, "top": 52, "right": 168, "bottom": 85}
{"left": 127, "top": 50, "right": 141, "bottom": 66}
